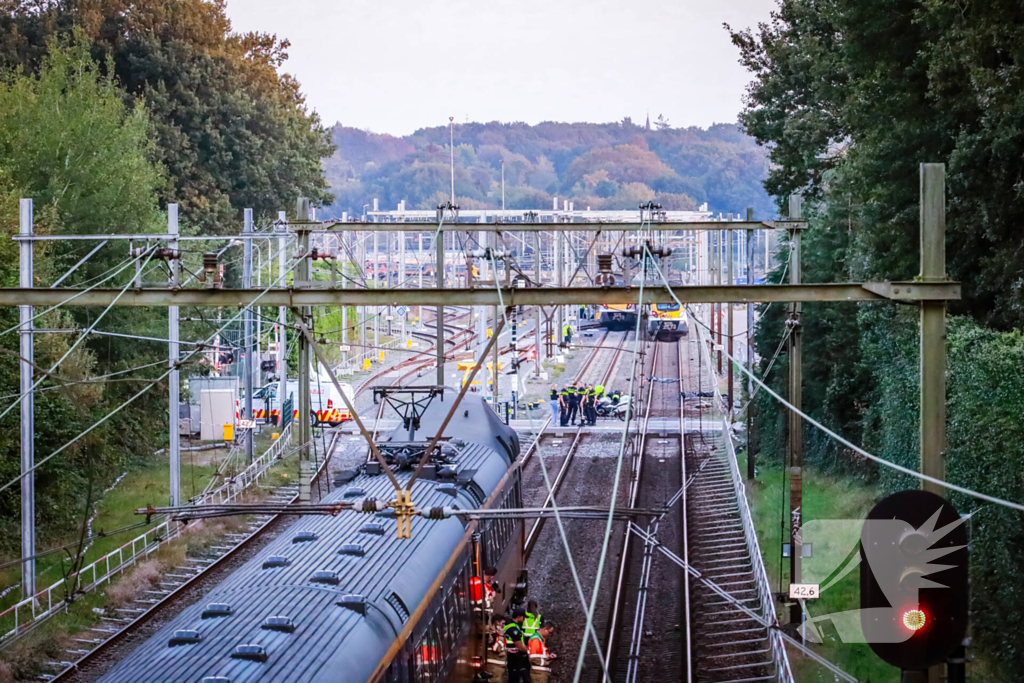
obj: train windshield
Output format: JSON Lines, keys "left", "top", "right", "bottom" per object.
{"left": 655, "top": 304, "right": 680, "bottom": 312}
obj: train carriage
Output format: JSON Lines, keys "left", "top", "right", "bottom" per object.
{"left": 96, "top": 392, "right": 524, "bottom": 683}
{"left": 597, "top": 303, "right": 637, "bottom": 331}
{"left": 647, "top": 303, "right": 688, "bottom": 341}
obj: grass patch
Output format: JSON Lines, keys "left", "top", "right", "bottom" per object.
{"left": 737, "top": 449, "right": 898, "bottom": 683}
{"left": 0, "top": 454, "right": 217, "bottom": 615}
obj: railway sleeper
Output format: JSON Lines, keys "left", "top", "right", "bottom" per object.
{"left": 705, "top": 646, "right": 772, "bottom": 663}
{"left": 701, "top": 626, "right": 768, "bottom": 638}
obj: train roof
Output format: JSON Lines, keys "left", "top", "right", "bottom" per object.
{"left": 96, "top": 393, "right": 517, "bottom": 683}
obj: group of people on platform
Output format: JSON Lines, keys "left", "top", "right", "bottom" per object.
{"left": 473, "top": 569, "right": 558, "bottom": 683}
{"left": 549, "top": 383, "right": 603, "bottom": 427}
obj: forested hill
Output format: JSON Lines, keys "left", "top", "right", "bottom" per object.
{"left": 322, "top": 119, "right": 774, "bottom": 218}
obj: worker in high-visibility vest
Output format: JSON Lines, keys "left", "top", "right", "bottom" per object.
{"left": 503, "top": 607, "right": 531, "bottom": 683}
{"left": 583, "top": 384, "right": 597, "bottom": 426}
{"left": 528, "top": 621, "right": 557, "bottom": 682}
{"left": 594, "top": 384, "right": 605, "bottom": 400}
{"left": 559, "top": 386, "right": 571, "bottom": 427}
{"left": 470, "top": 566, "right": 497, "bottom": 608}
{"left": 522, "top": 600, "right": 543, "bottom": 638}
{"left": 566, "top": 384, "right": 580, "bottom": 426}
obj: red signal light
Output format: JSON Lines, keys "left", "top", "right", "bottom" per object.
{"left": 902, "top": 608, "right": 927, "bottom": 632}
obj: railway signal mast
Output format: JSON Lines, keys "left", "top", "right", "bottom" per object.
{"left": 860, "top": 490, "right": 969, "bottom": 683}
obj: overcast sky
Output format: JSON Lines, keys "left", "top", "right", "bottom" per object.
{"left": 225, "top": 0, "right": 776, "bottom": 136}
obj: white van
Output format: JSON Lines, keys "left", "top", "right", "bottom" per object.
{"left": 251, "top": 374, "right": 354, "bottom": 427}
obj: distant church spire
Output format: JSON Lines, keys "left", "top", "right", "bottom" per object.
{"left": 645, "top": 112, "right": 650, "bottom": 130}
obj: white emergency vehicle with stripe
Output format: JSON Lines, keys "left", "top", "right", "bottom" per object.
{"left": 248, "top": 371, "right": 354, "bottom": 427}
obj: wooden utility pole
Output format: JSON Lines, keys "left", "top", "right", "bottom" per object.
{"left": 787, "top": 194, "right": 803, "bottom": 627}
{"left": 919, "top": 163, "right": 947, "bottom": 683}
{"left": 919, "top": 164, "right": 946, "bottom": 495}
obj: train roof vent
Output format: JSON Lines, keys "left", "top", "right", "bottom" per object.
{"left": 436, "top": 483, "right": 458, "bottom": 497}
{"left": 338, "top": 543, "right": 365, "bottom": 557}
{"left": 359, "top": 522, "right": 386, "bottom": 535}
{"left": 336, "top": 594, "right": 367, "bottom": 615}
{"left": 456, "top": 469, "right": 478, "bottom": 484}
{"left": 201, "top": 603, "right": 232, "bottom": 619}
{"left": 385, "top": 592, "right": 410, "bottom": 623}
{"left": 292, "top": 531, "right": 318, "bottom": 543}
{"left": 262, "top": 555, "right": 291, "bottom": 569}
{"left": 261, "top": 616, "right": 296, "bottom": 633}
{"left": 342, "top": 486, "right": 366, "bottom": 498}
{"left": 168, "top": 629, "right": 202, "bottom": 646}
{"left": 436, "top": 465, "right": 458, "bottom": 480}
{"left": 310, "top": 570, "right": 340, "bottom": 585}
{"left": 201, "top": 678, "right": 230, "bottom": 683}
{"left": 375, "top": 509, "right": 396, "bottom": 518}
{"left": 230, "top": 644, "right": 268, "bottom": 663}
{"left": 334, "top": 469, "right": 358, "bottom": 486}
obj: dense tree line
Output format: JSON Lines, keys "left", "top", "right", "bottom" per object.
{"left": 0, "top": 0, "right": 330, "bottom": 558}
{"left": 732, "top": 0, "right": 1024, "bottom": 677}
{"left": 323, "top": 119, "right": 774, "bottom": 218}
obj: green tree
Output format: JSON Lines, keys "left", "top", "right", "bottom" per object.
{"left": 0, "top": 0, "right": 334, "bottom": 234}
{"left": 0, "top": 35, "right": 168, "bottom": 549}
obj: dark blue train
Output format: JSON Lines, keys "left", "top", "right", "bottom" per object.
{"left": 96, "top": 391, "right": 524, "bottom": 683}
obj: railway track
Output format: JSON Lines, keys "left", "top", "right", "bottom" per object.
{"left": 520, "top": 329, "right": 643, "bottom": 683}
{"left": 605, "top": 340, "right": 687, "bottom": 683}
{"left": 47, "top": 431, "right": 345, "bottom": 683}
{"left": 519, "top": 329, "right": 627, "bottom": 527}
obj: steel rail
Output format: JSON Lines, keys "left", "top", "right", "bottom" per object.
{"left": 522, "top": 330, "right": 627, "bottom": 559}
{"left": 679, "top": 340, "right": 693, "bottom": 683}
{"left": 49, "top": 430, "right": 342, "bottom": 683}
{"left": 603, "top": 339, "right": 660, "bottom": 678}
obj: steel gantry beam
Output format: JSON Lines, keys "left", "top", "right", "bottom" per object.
{"left": 0, "top": 282, "right": 960, "bottom": 307}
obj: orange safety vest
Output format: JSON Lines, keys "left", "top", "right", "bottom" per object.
{"left": 470, "top": 576, "right": 495, "bottom": 602}
{"left": 528, "top": 634, "right": 549, "bottom": 657}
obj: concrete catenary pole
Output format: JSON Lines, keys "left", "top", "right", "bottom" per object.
{"left": 436, "top": 222, "right": 445, "bottom": 386}
{"left": 787, "top": 194, "right": 803, "bottom": 628}
{"left": 726, "top": 226, "right": 734, "bottom": 410}
{"left": 399, "top": 229, "right": 406, "bottom": 345}
{"left": 168, "top": 204, "right": 181, "bottom": 507}
{"left": 277, "top": 211, "right": 288, "bottom": 433}
{"left": 534, "top": 231, "right": 542, "bottom": 378}
{"left": 745, "top": 208, "right": 756, "bottom": 480}
{"left": 296, "top": 199, "right": 312, "bottom": 502}
{"left": 243, "top": 208, "right": 254, "bottom": 464}
{"left": 19, "top": 198, "right": 34, "bottom": 598}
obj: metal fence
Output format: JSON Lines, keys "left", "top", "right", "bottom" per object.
{"left": 695, "top": 319, "right": 794, "bottom": 682}
{"left": 194, "top": 422, "right": 293, "bottom": 507}
{"left": 0, "top": 422, "right": 293, "bottom": 647}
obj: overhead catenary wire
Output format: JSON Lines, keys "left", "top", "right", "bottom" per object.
{"left": 0, "top": 249, "right": 310, "bottom": 496}
{"left": 571, "top": 245, "right": 649, "bottom": 683}
{"left": 0, "top": 253, "right": 140, "bottom": 340}
{"left": 627, "top": 522, "right": 859, "bottom": 683}
{"left": 0, "top": 249, "right": 157, "bottom": 424}
{"left": 643, "top": 252, "right": 1024, "bottom": 514}
{"left": 490, "top": 251, "right": 614, "bottom": 681}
